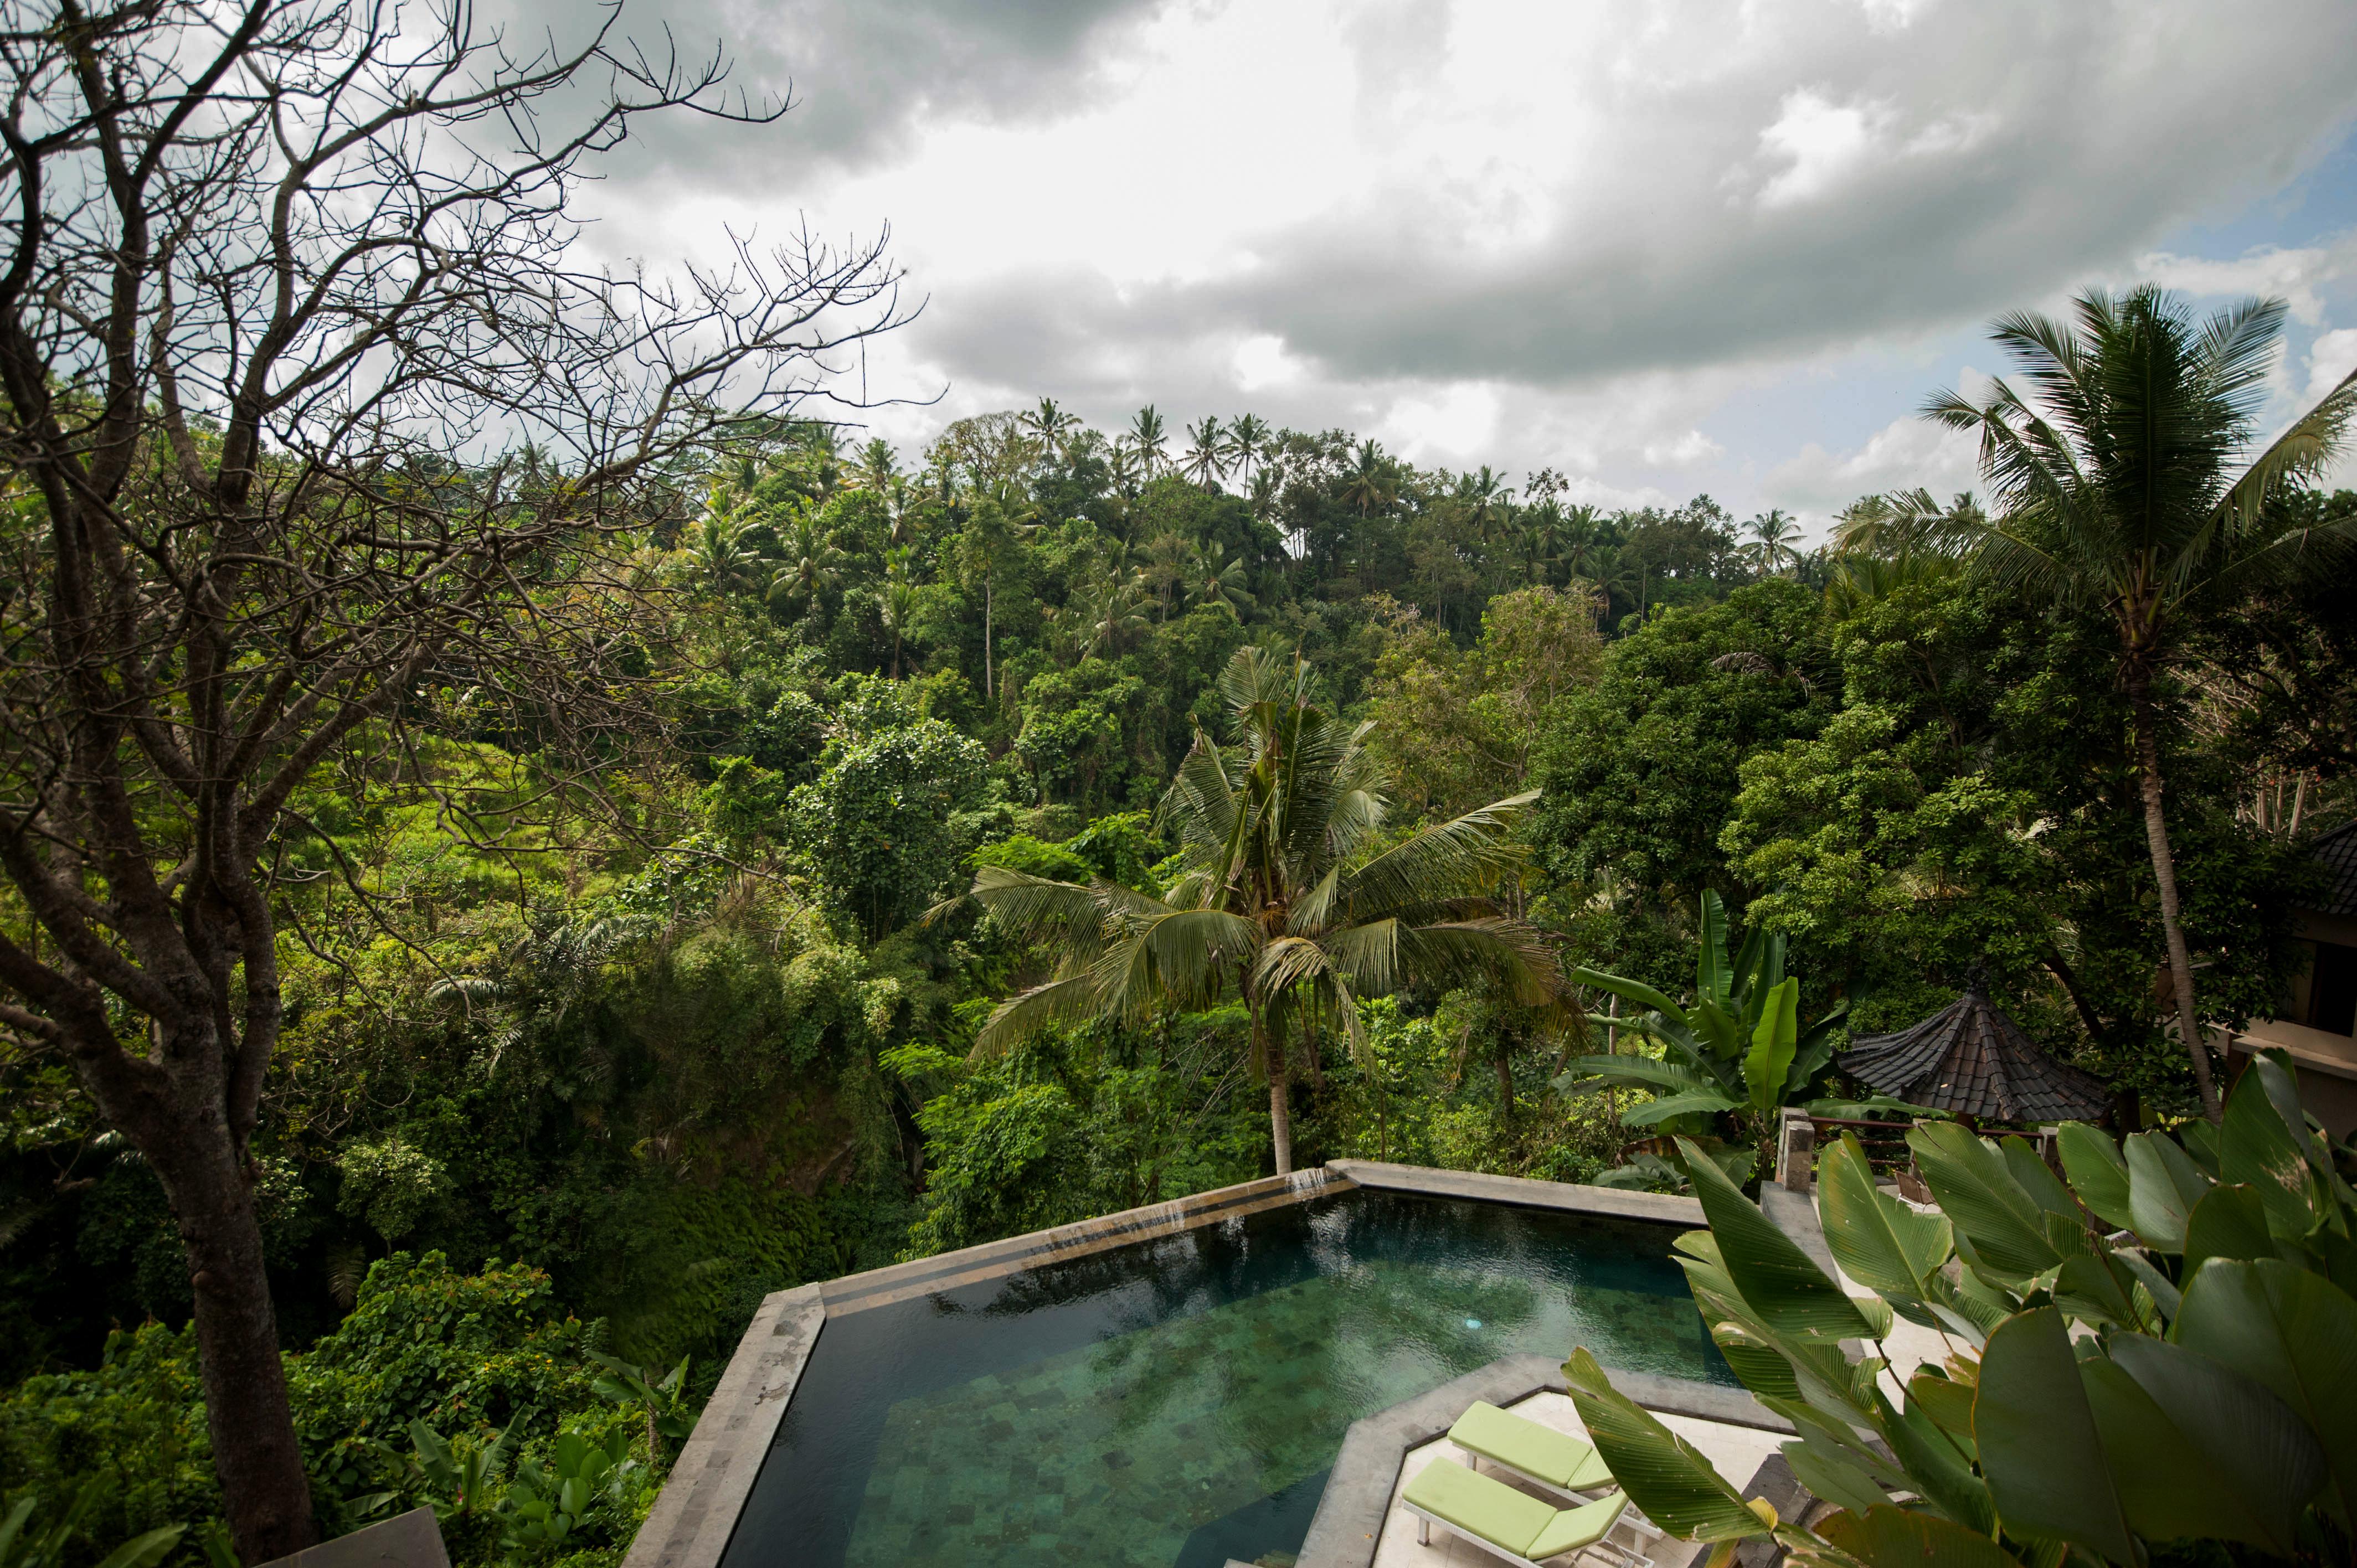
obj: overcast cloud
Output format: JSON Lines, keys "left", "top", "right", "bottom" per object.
{"left": 541, "top": 0, "right": 2357, "bottom": 530}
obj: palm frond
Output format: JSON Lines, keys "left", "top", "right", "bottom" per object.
{"left": 1094, "top": 907, "right": 1262, "bottom": 1020}
{"left": 1394, "top": 916, "right": 1561, "bottom": 1004}
{"left": 1336, "top": 790, "right": 1537, "bottom": 921}
{"left": 973, "top": 970, "right": 1109, "bottom": 1055}
{"left": 2211, "top": 364, "right": 2357, "bottom": 534}
{"left": 967, "top": 866, "right": 1128, "bottom": 953}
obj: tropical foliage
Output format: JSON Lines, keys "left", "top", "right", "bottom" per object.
{"left": 1556, "top": 891, "right": 1850, "bottom": 1186}
{"left": 2, "top": 259, "right": 2354, "bottom": 1568}
{"left": 963, "top": 646, "right": 1565, "bottom": 1173}
{"left": 1567, "top": 1049, "right": 2357, "bottom": 1565}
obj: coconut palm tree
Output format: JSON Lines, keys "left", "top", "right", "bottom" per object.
{"left": 1227, "top": 412, "right": 1272, "bottom": 482}
{"left": 1247, "top": 466, "right": 1280, "bottom": 525}
{"left": 877, "top": 548, "right": 919, "bottom": 677}
{"left": 1742, "top": 508, "right": 1803, "bottom": 576}
{"left": 1141, "top": 529, "right": 1191, "bottom": 620}
{"left": 853, "top": 437, "right": 899, "bottom": 493}
{"left": 1107, "top": 439, "right": 1144, "bottom": 500}
{"left": 962, "top": 647, "right": 1562, "bottom": 1173}
{"left": 1129, "top": 406, "right": 1170, "bottom": 477}
{"left": 1187, "top": 542, "right": 1257, "bottom": 617}
{"left": 1341, "top": 440, "right": 1392, "bottom": 519}
{"left": 1928, "top": 285, "right": 2357, "bottom": 1120}
{"left": 685, "top": 504, "right": 759, "bottom": 594}
{"left": 955, "top": 479, "right": 1038, "bottom": 698}
{"left": 1075, "top": 568, "right": 1152, "bottom": 658}
{"left": 766, "top": 515, "right": 845, "bottom": 617}
{"left": 1182, "top": 416, "right": 1228, "bottom": 487}
{"left": 1825, "top": 489, "right": 1979, "bottom": 607}
{"left": 1022, "top": 397, "right": 1082, "bottom": 457}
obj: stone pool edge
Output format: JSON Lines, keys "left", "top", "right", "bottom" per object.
{"left": 1295, "top": 1354, "right": 1793, "bottom": 1568}
{"left": 625, "top": 1161, "right": 1725, "bottom": 1568}
{"left": 620, "top": 1283, "right": 822, "bottom": 1568}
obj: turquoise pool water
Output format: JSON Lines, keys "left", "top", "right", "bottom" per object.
{"left": 722, "top": 1187, "right": 1731, "bottom": 1568}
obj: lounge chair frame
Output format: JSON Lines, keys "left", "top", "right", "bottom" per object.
{"left": 1403, "top": 1484, "right": 1662, "bottom": 1568}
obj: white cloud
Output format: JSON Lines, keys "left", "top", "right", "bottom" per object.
{"left": 1642, "top": 429, "right": 1726, "bottom": 467}
{"left": 564, "top": 0, "right": 2357, "bottom": 515}
{"left": 2135, "top": 239, "right": 2357, "bottom": 324}
{"left": 2309, "top": 327, "right": 2357, "bottom": 399}
{"left": 1764, "top": 415, "right": 1980, "bottom": 528}
{"left": 1756, "top": 90, "right": 1895, "bottom": 208}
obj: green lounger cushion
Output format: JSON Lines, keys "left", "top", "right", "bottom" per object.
{"left": 1526, "top": 1493, "right": 1633, "bottom": 1561}
{"left": 1403, "top": 1457, "right": 1630, "bottom": 1561}
{"left": 1449, "top": 1400, "right": 1617, "bottom": 1493}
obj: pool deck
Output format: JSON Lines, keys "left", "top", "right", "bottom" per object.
{"left": 1368, "top": 1389, "right": 1785, "bottom": 1568}
{"left": 1298, "top": 1355, "right": 1789, "bottom": 1568}
{"left": 621, "top": 1161, "right": 1729, "bottom": 1568}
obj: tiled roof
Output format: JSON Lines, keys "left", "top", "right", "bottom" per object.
{"left": 1838, "top": 983, "right": 2111, "bottom": 1123}
{"left": 2313, "top": 821, "right": 2357, "bottom": 918}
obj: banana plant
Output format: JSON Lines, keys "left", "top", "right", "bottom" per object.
{"left": 0, "top": 1487, "right": 183, "bottom": 1568}
{"left": 1565, "top": 1049, "right": 2357, "bottom": 1566}
{"left": 1553, "top": 891, "right": 1849, "bottom": 1137}
{"left": 408, "top": 1413, "right": 523, "bottom": 1523}
{"left": 499, "top": 1428, "right": 638, "bottom": 1563}
{"left": 589, "top": 1351, "right": 695, "bottom": 1462}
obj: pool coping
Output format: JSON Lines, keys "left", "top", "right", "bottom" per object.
{"left": 1295, "top": 1354, "right": 1792, "bottom": 1568}
{"left": 624, "top": 1160, "right": 1727, "bottom": 1568}
{"left": 620, "top": 1283, "right": 823, "bottom": 1568}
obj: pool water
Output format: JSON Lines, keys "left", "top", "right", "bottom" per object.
{"left": 723, "top": 1188, "right": 1732, "bottom": 1568}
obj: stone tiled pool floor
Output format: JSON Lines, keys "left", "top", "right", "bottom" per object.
{"left": 845, "top": 1259, "right": 1714, "bottom": 1567}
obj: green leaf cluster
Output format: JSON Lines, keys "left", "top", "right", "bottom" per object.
{"left": 1568, "top": 1050, "right": 2357, "bottom": 1565}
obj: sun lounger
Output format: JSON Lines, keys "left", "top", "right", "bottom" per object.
{"left": 1401, "top": 1457, "right": 1657, "bottom": 1568}
{"left": 1448, "top": 1400, "right": 1617, "bottom": 1500}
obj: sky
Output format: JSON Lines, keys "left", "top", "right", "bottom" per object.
{"left": 536, "top": 0, "right": 2357, "bottom": 537}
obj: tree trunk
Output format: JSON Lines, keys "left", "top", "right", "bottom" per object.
{"left": 983, "top": 574, "right": 994, "bottom": 698}
{"left": 138, "top": 1081, "right": 315, "bottom": 1561}
{"left": 1262, "top": 1007, "right": 1293, "bottom": 1176}
{"left": 2127, "top": 669, "right": 2221, "bottom": 1122}
{"left": 1495, "top": 1036, "right": 1515, "bottom": 1129}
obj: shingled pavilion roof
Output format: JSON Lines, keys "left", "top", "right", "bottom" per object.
{"left": 1838, "top": 979, "right": 2110, "bottom": 1123}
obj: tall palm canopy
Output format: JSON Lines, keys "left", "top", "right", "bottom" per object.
{"left": 1743, "top": 508, "right": 1802, "bottom": 575}
{"left": 960, "top": 647, "right": 1563, "bottom": 1172}
{"left": 1928, "top": 285, "right": 2357, "bottom": 1118}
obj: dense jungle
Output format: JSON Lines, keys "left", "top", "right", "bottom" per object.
{"left": 7, "top": 397, "right": 2351, "bottom": 1564}
{"left": 4, "top": 5, "right": 2355, "bottom": 1567}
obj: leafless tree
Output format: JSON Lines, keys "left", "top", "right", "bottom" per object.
{"left": 0, "top": 1, "right": 908, "bottom": 1556}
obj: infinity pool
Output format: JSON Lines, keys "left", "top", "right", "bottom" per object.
{"left": 722, "top": 1187, "right": 1731, "bottom": 1568}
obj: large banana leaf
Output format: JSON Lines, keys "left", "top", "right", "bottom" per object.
{"left": 1815, "top": 1506, "right": 2023, "bottom": 1568}
{"left": 1556, "top": 1053, "right": 1727, "bottom": 1095}
{"left": 1818, "top": 1133, "right": 1953, "bottom": 1303}
{"left": 2183, "top": 1183, "right": 2288, "bottom": 1276}
{"left": 2056, "top": 1123, "right": 2133, "bottom": 1232}
{"left": 1696, "top": 889, "right": 1731, "bottom": 1008}
{"left": 1998, "top": 1139, "right": 2077, "bottom": 1220}
{"left": 1972, "top": 1307, "right": 2136, "bottom": 1563}
{"left": 2124, "top": 1131, "right": 2213, "bottom": 1252}
{"left": 1568, "top": 965, "right": 1687, "bottom": 1026}
{"left": 1691, "top": 994, "right": 1747, "bottom": 1060}
{"left": 1881, "top": 1393, "right": 1998, "bottom": 1536}
{"left": 1675, "top": 1233, "right": 1882, "bottom": 1421}
{"left": 1907, "top": 1123, "right": 2061, "bottom": 1280}
{"left": 1741, "top": 977, "right": 1799, "bottom": 1113}
{"left": 2174, "top": 1258, "right": 2357, "bottom": 1533}
{"left": 1677, "top": 1136, "right": 1876, "bottom": 1342}
{"left": 1782, "top": 1438, "right": 1896, "bottom": 1517}
{"left": 2101, "top": 1334, "right": 2325, "bottom": 1557}
{"left": 1622, "top": 1089, "right": 1744, "bottom": 1127}
{"left": 2219, "top": 1065, "right": 2322, "bottom": 1240}
{"left": 1561, "top": 1348, "right": 1769, "bottom": 1544}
